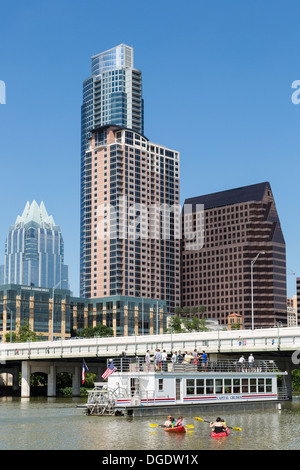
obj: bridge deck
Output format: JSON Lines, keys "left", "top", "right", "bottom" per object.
{"left": 0, "top": 327, "right": 299, "bottom": 361}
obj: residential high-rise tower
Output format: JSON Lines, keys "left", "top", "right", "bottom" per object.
{"left": 83, "top": 125, "right": 180, "bottom": 313}
{"left": 80, "top": 44, "right": 144, "bottom": 298}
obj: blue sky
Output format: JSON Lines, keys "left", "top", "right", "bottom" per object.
{"left": 0, "top": 0, "right": 299, "bottom": 297}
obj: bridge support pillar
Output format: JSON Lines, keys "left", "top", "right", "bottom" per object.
{"left": 21, "top": 361, "right": 30, "bottom": 398}
{"left": 47, "top": 365, "right": 56, "bottom": 397}
{"left": 12, "top": 369, "right": 19, "bottom": 391}
{"left": 72, "top": 365, "right": 80, "bottom": 396}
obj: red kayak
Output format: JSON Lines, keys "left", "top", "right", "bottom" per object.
{"left": 164, "top": 425, "right": 187, "bottom": 433}
{"left": 211, "top": 427, "right": 230, "bottom": 438}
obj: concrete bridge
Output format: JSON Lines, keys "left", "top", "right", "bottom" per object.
{"left": 1, "top": 326, "right": 300, "bottom": 398}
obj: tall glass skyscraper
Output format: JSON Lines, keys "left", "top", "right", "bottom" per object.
{"left": 1, "top": 201, "right": 69, "bottom": 289}
{"left": 80, "top": 44, "right": 144, "bottom": 298}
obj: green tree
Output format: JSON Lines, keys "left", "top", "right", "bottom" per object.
{"left": 74, "top": 324, "right": 114, "bottom": 338}
{"left": 182, "top": 306, "right": 190, "bottom": 317}
{"left": 5, "top": 319, "right": 43, "bottom": 343}
{"left": 182, "top": 316, "right": 208, "bottom": 332}
{"left": 167, "top": 316, "right": 183, "bottom": 333}
{"left": 230, "top": 323, "right": 242, "bottom": 331}
{"left": 292, "top": 370, "right": 300, "bottom": 391}
{"left": 190, "top": 306, "right": 198, "bottom": 315}
{"left": 174, "top": 306, "right": 182, "bottom": 315}
{"left": 198, "top": 305, "right": 206, "bottom": 314}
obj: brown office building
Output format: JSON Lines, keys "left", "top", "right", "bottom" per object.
{"left": 181, "top": 182, "right": 287, "bottom": 329}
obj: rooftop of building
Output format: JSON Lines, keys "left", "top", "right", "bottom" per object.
{"left": 13, "top": 200, "right": 57, "bottom": 229}
{"left": 91, "top": 44, "right": 135, "bottom": 76}
{"left": 91, "top": 43, "right": 133, "bottom": 60}
{"left": 183, "top": 181, "right": 271, "bottom": 211}
{"left": 0, "top": 284, "right": 167, "bottom": 308}
{"left": 89, "top": 124, "right": 180, "bottom": 157}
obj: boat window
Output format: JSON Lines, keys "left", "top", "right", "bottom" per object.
{"left": 266, "top": 378, "right": 272, "bottom": 392}
{"left": 215, "top": 379, "right": 223, "bottom": 394}
{"left": 206, "top": 379, "right": 214, "bottom": 394}
{"left": 258, "top": 378, "right": 264, "bottom": 392}
{"left": 196, "top": 379, "right": 204, "bottom": 395}
{"left": 224, "top": 378, "right": 232, "bottom": 393}
{"left": 158, "top": 378, "right": 164, "bottom": 391}
{"left": 186, "top": 379, "right": 195, "bottom": 395}
{"left": 242, "top": 378, "right": 248, "bottom": 393}
{"left": 176, "top": 379, "right": 181, "bottom": 401}
{"left": 233, "top": 378, "right": 240, "bottom": 393}
{"left": 250, "top": 378, "right": 257, "bottom": 393}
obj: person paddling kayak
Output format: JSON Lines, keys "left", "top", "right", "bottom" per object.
{"left": 164, "top": 416, "right": 174, "bottom": 428}
{"left": 175, "top": 416, "right": 183, "bottom": 427}
{"left": 210, "top": 417, "right": 227, "bottom": 434}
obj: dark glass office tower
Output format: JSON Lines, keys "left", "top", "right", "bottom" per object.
{"left": 80, "top": 44, "right": 144, "bottom": 298}
{"left": 181, "top": 182, "right": 287, "bottom": 328}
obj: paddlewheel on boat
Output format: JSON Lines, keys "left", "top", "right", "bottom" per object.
{"left": 86, "top": 385, "right": 119, "bottom": 416}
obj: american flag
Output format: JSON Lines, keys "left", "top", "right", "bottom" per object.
{"left": 101, "top": 361, "right": 117, "bottom": 380}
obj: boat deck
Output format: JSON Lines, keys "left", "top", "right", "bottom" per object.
{"left": 108, "top": 357, "right": 282, "bottom": 375}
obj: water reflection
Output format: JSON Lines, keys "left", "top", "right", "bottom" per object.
{"left": 0, "top": 397, "right": 299, "bottom": 450}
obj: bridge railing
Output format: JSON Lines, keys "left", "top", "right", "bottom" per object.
{"left": 1, "top": 326, "right": 300, "bottom": 360}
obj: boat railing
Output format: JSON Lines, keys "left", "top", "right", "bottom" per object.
{"left": 277, "top": 387, "right": 288, "bottom": 400}
{"left": 88, "top": 383, "right": 130, "bottom": 401}
{"left": 139, "top": 390, "right": 155, "bottom": 402}
{"left": 108, "top": 357, "right": 281, "bottom": 373}
{"left": 128, "top": 390, "right": 156, "bottom": 406}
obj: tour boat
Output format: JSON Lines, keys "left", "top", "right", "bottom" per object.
{"left": 85, "top": 356, "right": 288, "bottom": 417}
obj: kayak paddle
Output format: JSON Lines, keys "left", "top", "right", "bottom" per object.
{"left": 150, "top": 423, "right": 194, "bottom": 429}
{"left": 195, "top": 417, "right": 242, "bottom": 431}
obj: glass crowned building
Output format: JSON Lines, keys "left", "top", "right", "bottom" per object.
{"left": 1, "top": 201, "right": 69, "bottom": 290}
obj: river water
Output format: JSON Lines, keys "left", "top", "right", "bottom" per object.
{"left": 0, "top": 396, "right": 299, "bottom": 451}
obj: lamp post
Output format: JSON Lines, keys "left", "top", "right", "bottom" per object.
{"left": 141, "top": 297, "right": 144, "bottom": 335}
{"left": 135, "top": 291, "right": 144, "bottom": 335}
{"left": 251, "top": 251, "right": 265, "bottom": 330}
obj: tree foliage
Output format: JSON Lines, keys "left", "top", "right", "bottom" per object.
{"left": 5, "top": 319, "right": 43, "bottom": 343}
{"left": 73, "top": 324, "right": 114, "bottom": 338}
{"left": 167, "top": 315, "right": 183, "bottom": 333}
{"left": 168, "top": 305, "right": 208, "bottom": 333}
{"left": 292, "top": 369, "right": 300, "bottom": 391}
{"left": 168, "top": 315, "right": 208, "bottom": 333}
